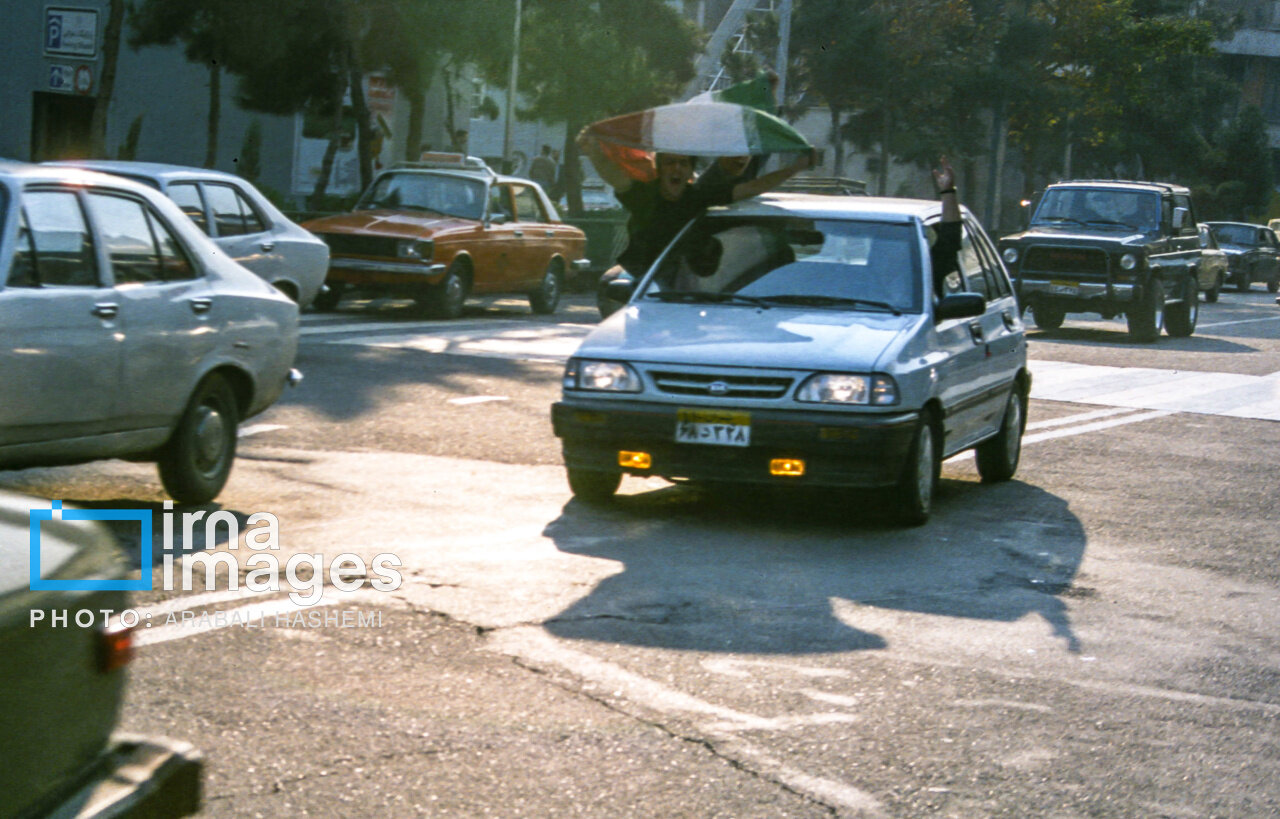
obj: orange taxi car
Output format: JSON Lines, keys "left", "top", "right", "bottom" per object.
{"left": 303, "top": 155, "right": 589, "bottom": 317}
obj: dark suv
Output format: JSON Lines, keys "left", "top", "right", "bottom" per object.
{"left": 997, "top": 180, "right": 1201, "bottom": 342}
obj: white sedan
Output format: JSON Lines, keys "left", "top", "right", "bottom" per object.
{"left": 0, "top": 161, "right": 300, "bottom": 503}
{"left": 49, "top": 160, "right": 329, "bottom": 307}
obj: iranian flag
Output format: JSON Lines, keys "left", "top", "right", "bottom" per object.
{"left": 585, "top": 101, "right": 811, "bottom": 158}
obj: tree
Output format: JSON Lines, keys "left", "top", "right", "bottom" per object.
{"left": 509, "top": 0, "right": 703, "bottom": 214}
{"left": 90, "top": 0, "right": 127, "bottom": 157}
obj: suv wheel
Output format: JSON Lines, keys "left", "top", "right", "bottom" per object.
{"left": 975, "top": 385, "right": 1025, "bottom": 483}
{"left": 566, "top": 467, "right": 621, "bottom": 503}
{"left": 1164, "top": 278, "right": 1199, "bottom": 337}
{"left": 895, "top": 412, "right": 940, "bottom": 526}
{"left": 1268, "top": 279, "right": 1279, "bottom": 294}
{"left": 1031, "top": 303, "right": 1065, "bottom": 331}
{"left": 1236, "top": 270, "right": 1252, "bottom": 292}
{"left": 1204, "top": 273, "right": 1221, "bottom": 303}
{"left": 1127, "top": 280, "right": 1164, "bottom": 343}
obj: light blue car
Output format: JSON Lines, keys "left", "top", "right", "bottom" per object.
{"left": 552, "top": 193, "right": 1030, "bottom": 524}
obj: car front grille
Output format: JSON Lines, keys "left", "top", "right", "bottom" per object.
{"left": 317, "top": 233, "right": 398, "bottom": 258}
{"left": 649, "top": 370, "right": 793, "bottom": 399}
{"left": 1022, "top": 246, "right": 1110, "bottom": 279}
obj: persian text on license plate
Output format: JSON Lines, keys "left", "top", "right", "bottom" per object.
{"left": 675, "top": 409, "right": 751, "bottom": 447}
{"left": 1050, "top": 280, "right": 1079, "bottom": 295}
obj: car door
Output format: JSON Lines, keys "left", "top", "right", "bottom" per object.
{"left": 473, "top": 182, "right": 517, "bottom": 293}
{"left": 509, "top": 183, "right": 551, "bottom": 289}
{"left": 1257, "top": 227, "right": 1280, "bottom": 283}
{"left": 202, "top": 181, "right": 286, "bottom": 283}
{"left": 0, "top": 187, "right": 123, "bottom": 448}
{"left": 83, "top": 189, "right": 219, "bottom": 432}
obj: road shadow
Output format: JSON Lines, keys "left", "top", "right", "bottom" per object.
{"left": 1028, "top": 327, "right": 1258, "bottom": 353}
{"left": 541, "top": 476, "right": 1087, "bottom": 655}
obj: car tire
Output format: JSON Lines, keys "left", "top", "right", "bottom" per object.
{"left": 1268, "top": 279, "right": 1279, "bottom": 293}
{"left": 1205, "top": 273, "right": 1221, "bottom": 303}
{"left": 1236, "top": 271, "right": 1252, "bottom": 292}
{"left": 158, "top": 374, "right": 239, "bottom": 504}
{"left": 1164, "top": 277, "right": 1199, "bottom": 337}
{"left": 1031, "top": 303, "right": 1065, "bottom": 330}
{"left": 529, "top": 261, "right": 563, "bottom": 315}
{"left": 894, "top": 411, "right": 940, "bottom": 526}
{"left": 566, "top": 467, "right": 621, "bottom": 503}
{"left": 975, "top": 385, "right": 1026, "bottom": 483}
{"left": 312, "top": 284, "right": 343, "bottom": 312}
{"left": 423, "top": 262, "right": 469, "bottom": 319}
{"left": 1127, "top": 279, "right": 1163, "bottom": 343}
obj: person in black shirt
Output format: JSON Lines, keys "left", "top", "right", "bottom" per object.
{"left": 579, "top": 131, "right": 813, "bottom": 316}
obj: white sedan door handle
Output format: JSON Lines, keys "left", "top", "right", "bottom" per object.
{"left": 259, "top": 241, "right": 275, "bottom": 252}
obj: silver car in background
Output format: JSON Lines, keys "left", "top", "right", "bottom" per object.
{"left": 0, "top": 161, "right": 300, "bottom": 503}
{"left": 49, "top": 160, "right": 329, "bottom": 307}
{"left": 553, "top": 194, "right": 1030, "bottom": 524}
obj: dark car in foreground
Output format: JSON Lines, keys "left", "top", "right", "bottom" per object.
{"left": 0, "top": 161, "right": 301, "bottom": 503}
{"left": 998, "top": 180, "right": 1201, "bottom": 341}
{"left": 1, "top": 492, "right": 201, "bottom": 819}
{"left": 1203, "top": 221, "right": 1280, "bottom": 293}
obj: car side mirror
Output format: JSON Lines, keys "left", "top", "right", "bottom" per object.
{"left": 935, "top": 292, "right": 985, "bottom": 321}
{"left": 604, "top": 277, "right": 637, "bottom": 304}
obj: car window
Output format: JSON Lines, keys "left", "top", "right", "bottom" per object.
{"left": 85, "top": 192, "right": 166, "bottom": 284}
{"left": 168, "top": 182, "right": 208, "bottom": 233}
{"left": 511, "top": 185, "right": 545, "bottom": 222}
{"left": 9, "top": 190, "right": 98, "bottom": 287}
{"left": 489, "top": 184, "right": 514, "bottom": 221}
{"left": 205, "top": 183, "right": 264, "bottom": 237}
{"left": 957, "top": 226, "right": 992, "bottom": 300}
{"left": 647, "top": 215, "right": 922, "bottom": 313}
{"left": 358, "top": 172, "right": 486, "bottom": 220}
{"left": 146, "top": 209, "right": 197, "bottom": 281}
{"left": 1212, "top": 224, "right": 1256, "bottom": 246}
{"left": 964, "top": 219, "right": 1012, "bottom": 299}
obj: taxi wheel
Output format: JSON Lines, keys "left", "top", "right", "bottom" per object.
{"left": 423, "top": 263, "right": 469, "bottom": 319}
{"left": 529, "top": 262, "right": 563, "bottom": 314}
{"left": 158, "top": 374, "right": 239, "bottom": 504}
{"left": 894, "top": 412, "right": 940, "bottom": 526}
{"left": 566, "top": 467, "right": 621, "bottom": 503}
{"left": 975, "top": 386, "right": 1025, "bottom": 483}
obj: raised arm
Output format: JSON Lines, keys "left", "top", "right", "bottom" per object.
{"left": 932, "top": 156, "right": 960, "bottom": 223}
{"left": 576, "top": 129, "right": 634, "bottom": 193}
{"left": 729, "top": 151, "right": 814, "bottom": 202}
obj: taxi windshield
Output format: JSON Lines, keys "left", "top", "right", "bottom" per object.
{"left": 642, "top": 215, "right": 922, "bottom": 314}
{"left": 358, "top": 172, "right": 486, "bottom": 220}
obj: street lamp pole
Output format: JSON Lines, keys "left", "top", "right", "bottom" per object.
{"left": 502, "top": 0, "right": 522, "bottom": 173}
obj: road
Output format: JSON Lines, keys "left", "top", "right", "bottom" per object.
{"left": 5, "top": 288, "right": 1280, "bottom": 817}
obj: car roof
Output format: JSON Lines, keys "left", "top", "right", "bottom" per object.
{"left": 1204, "top": 221, "right": 1262, "bottom": 228}
{"left": 709, "top": 192, "right": 947, "bottom": 223}
{"left": 376, "top": 166, "right": 545, "bottom": 189}
{"left": 45, "top": 159, "right": 244, "bottom": 184}
{"left": 0, "top": 159, "right": 163, "bottom": 194}
{"left": 1047, "top": 179, "right": 1191, "bottom": 195}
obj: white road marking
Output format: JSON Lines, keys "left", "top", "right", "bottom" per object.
{"left": 448, "top": 395, "right": 510, "bottom": 406}
{"left": 1025, "top": 406, "right": 1140, "bottom": 431}
{"left": 488, "top": 626, "right": 886, "bottom": 816}
{"left": 948, "top": 408, "right": 1171, "bottom": 463}
{"left": 238, "top": 423, "right": 287, "bottom": 438}
{"left": 1197, "top": 314, "right": 1280, "bottom": 329}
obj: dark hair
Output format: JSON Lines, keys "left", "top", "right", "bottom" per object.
{"left": 541, "top": 144, "right": 552, "bottom": 155}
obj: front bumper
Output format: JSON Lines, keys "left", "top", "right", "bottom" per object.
{"left": 1018, "top": 277, "right": 1136, "bottom": 302}
{"left": 53, "top": 734, "right": 202, "bottom": 818}
{"left": 327, "top": 258, "right": 446, "bottom": 288}
{"left": 552, "top": 398, "right": 920, "bottom": 488}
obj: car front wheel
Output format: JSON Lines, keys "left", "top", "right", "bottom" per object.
{"left": 566, "top": 467, "right": 621, "bottom": 503}
{"left": 1031, "top": 302, "right": 1065, "bottom": 330}
{"left": 975, "top": 386, "right": 1025, "bottom": 483}
{"left": 894, "top": 412, "right": 940, "bottom": 526}
{"left": 422, "top": 262, "right": 469, "bottom": 319}
{"left": 1164, "top": 278, "right": 1199, "bottom": 337}
{"left": 1205, "top": 273, "right": 1221, "bottom": 303}
{"left": 158, "top": 374, "right": 239, "bottom": 504}
{"left": 1127, "top": 280, "right": 1163, "bottom": 343}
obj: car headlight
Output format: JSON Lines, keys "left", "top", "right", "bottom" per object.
{"left": 397, "top": 239, "right": 433, "bottom": 260}
{"left": 564, "top": 359, "right": 643, "bottom": 392}
{"left": 1119, "top": 253, "right": 1138, "bottom": 270}
{"left": 1002, "top": 247, "right": 1019, "bottom": 265}
{"left": 796, "top": 373, "right": 898, "bottom": 405}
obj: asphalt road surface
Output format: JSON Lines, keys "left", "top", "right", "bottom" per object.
{"left": 5, "top": 288, "right": 1280, "bottom": 818}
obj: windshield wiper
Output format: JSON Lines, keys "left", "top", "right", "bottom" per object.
{"left": 1083, "top": 218, "right": 1138, "bottom": 229}
{"left": 757, "top": 294, "right": 902, "bottom": 315}
{"left": 646, "top": 290, "right": 772, "bottom": 308}
{"left": 1034, "top": 216, "right": 1085, "bottom": 227}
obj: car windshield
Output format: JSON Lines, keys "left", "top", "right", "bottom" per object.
{"left": 1033, "top": 188, "right": 1159, "bottom": 231}
{"left": 642, "top": 215, "right": 922, "bottom": 314}
{"left": 357, "top": 172, "right": 486, "bottom": 220}
{"left": 1210, "top": 224, "right": 1258, "bottom": 246}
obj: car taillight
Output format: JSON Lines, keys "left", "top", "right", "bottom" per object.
{"left": 98, "top": 620, "right": 134, "bottom": 673}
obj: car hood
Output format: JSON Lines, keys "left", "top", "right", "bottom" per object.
{"left": 301, "top": 209, "right": 474, "bottom": 238}
{"left": 576, "top": 300, "right": 923, "bottom": 372}
{"left": 1002, "top": 225, "right": 1151, "bottom": 246}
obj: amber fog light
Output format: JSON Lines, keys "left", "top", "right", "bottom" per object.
{"left": 619, "top": 451, "right": 652, "bottom": 469}
{"left": 770, "top": 458, "right": 805, "bottom": 477}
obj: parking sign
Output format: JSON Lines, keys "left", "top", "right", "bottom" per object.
{"left": 44, "top": 7, "right": 98, "bottom": 58}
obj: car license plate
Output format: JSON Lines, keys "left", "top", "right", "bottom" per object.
{"left": 675, "top": 409, "right": 751, "bottom": 447}
{"left": 1050, "top": 280, "right": 1079, "bottom": 295}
